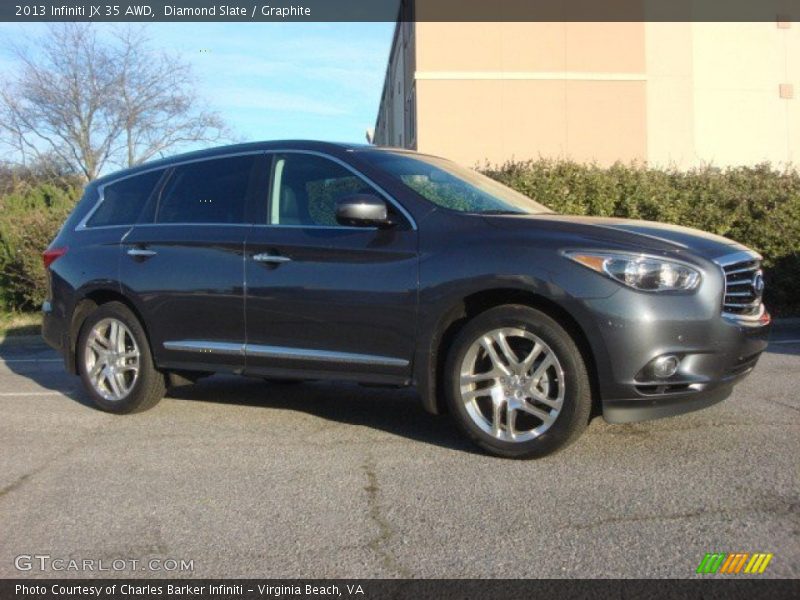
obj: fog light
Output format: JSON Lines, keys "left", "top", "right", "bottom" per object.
{"left": 652, "top": 355, "right": 680, "bottom": 379}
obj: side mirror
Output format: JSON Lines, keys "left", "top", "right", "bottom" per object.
{"left": 335, "top": 194, "right": 391, "bottom": 228}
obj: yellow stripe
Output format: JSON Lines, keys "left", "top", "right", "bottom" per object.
{"left": 745, "top": 554, "right": 761, "bottom": 573}
{"left": 745, "top": 553, "right": 774, "bottom": 574}
{"left": 757, "top": 554, "right": 773, "bottom": 574}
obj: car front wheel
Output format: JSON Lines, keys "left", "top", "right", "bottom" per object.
{"left": 77, "top": 301, "right": 165, "bottom": 414}
{"left": 444, "top": 305, "right": 591, "bottom": 459}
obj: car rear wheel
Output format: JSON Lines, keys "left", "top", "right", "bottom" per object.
{"left": 77, "top": 302, "right": 165, "bottom": 414}
{"left": 444, "top": 304, "right": 591, "bottom": 459}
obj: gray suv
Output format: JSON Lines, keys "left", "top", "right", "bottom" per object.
{"left": 42, "top": 141, "right": 771, "bottom": 458}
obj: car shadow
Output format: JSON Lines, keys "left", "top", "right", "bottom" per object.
{"left": 767, "top": 321, "right": 800, "bottom": 356}
{"left": 0, "top": 329, "right": 478, "bottom": 454}
{"left": 4, "top": 325, "right": 795, "bottom": 456}
{"left": 0, "top": 330, "right": 98, "bottom": 409}
{"left": 766, "top": 343, "right": 800, "bottom": 357}
{"left": 166, "top": 375, "right": 479, "bottom": 454}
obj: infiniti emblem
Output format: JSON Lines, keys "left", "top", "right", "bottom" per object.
{"left": 752, "top": 270, "right": 765, "bottom": 296}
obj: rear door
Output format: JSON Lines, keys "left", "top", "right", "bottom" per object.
{"left": 120, "top": 153, "right": 263, "bottom": 374}
{"left": 244, "top": 151, "right": 418, "bottom": 384}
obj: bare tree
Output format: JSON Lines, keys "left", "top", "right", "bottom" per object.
{"left": 0, "top": 24, "right": 226, "bottom": 181}
{"left": 113, "top": 26, "right": 226, "bottom": 168}
{"left": 1, "top": 25, "right": 120, "bottom": 181}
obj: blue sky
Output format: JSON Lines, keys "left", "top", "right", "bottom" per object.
{"left": 0, "top": 22, "right": 395, "bottom": 150}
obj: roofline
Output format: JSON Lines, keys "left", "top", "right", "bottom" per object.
{"left": 92, "top": 140, "right": 364, "bottom": 186}
{"left": 92, "top": 138, "right": 446, "bottom": 187}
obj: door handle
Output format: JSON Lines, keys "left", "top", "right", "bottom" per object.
{"left": 127, "top": 247, "right": 157, "bottom": 258}
{"left": 253, "top": 253, "right": 291, "bottom": 264}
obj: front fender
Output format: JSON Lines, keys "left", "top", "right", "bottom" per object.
{"left": 413, "top": 271, "right": 614, "bottom": 415}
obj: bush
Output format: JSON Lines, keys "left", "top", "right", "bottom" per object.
{"left": 0, "top": 181, "right": 81, "bottom": 311}
{"left": 0, "top": 157, "right": 80, "bottom": 196}
{"left": 483, "top": 160, "right": 800, "bottom": 316}
{"left": 0, "top": 161, "right": 797, "bottom": 317}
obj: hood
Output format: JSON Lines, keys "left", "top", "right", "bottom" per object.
{"left": 483, "top": 213, "right": 751, "bottom": 261}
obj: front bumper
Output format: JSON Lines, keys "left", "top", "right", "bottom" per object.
{"left": 599, "top": 310, "right": 771, "bottom": 423}
{"left": 603, "top": 383, "right": 734, "bottom": 424}
{"left": 591, "top": 278, "right": 771, "bottom": 423}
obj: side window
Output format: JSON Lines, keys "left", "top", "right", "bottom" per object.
{"left": 156, "top": 155, "right": 256, "bottom": 224}
{"left": 87, "top": 170, "right": 163, "bottom": 227}
{"left": 269, "top": 154, "right": 381, "bottom": 227}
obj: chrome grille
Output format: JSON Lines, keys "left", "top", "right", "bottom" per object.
{"left": 720, "top": 256, "right": 764, "bottom": 317}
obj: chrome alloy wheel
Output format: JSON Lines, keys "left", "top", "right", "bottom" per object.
{"left": 459, "top": 327, "right": 565, "bottom": 442}
{"left": 83, "top": 318, "right": 140, "bottom": 402}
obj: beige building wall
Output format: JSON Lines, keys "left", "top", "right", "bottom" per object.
{"left": 374, "top": 18, "right": 800, "bottom": 169}
{"left": 646, "top": 22, "right": 799, "bottom": 168}
{"left": 411, "top": 22, "right": 648, "bottom": 167}
{"left": 644, "top": 22, "right": 696, "bottom": 168}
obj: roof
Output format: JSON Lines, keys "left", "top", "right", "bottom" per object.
{"left": 93, "top": 140, "right": 397, "bottom": 186}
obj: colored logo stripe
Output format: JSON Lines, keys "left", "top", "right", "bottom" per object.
{"left": 719, "top": 553, "right": 749, "bottom": 574}
{"left": 697, "top": 553, "right": 726, "bottom": 574}
{"left": 744, "top": 553, "right": 773, "bottom": 574}
{"left": 696, "top": 553, "right": 773, "bottom": 574}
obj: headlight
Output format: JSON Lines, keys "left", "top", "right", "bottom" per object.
{"left": 564, "top": 251, "right": 701, "bottom": 292}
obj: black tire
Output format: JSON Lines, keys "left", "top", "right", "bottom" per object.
{"left": 444, "top": 305, "right": 591, "bottom": 459}
{"left": 76, "top": 301, "right": 165, "bottom": 414}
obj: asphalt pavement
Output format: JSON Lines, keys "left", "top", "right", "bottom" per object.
{"left": 1, "top": 324, "right": 798, "bottom": 579}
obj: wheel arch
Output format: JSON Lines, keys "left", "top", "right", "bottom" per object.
{"left": 416, "top": 287, "right": 603, "bottom": 416}
{"left": 67, "top": 288, "right": 153, "bottom": 374}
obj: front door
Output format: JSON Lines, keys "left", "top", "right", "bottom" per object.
{"left": 244, "top": 151, "right": 418, "bottom": 384}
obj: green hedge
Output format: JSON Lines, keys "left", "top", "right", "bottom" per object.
{"left": 0, "top": 161, "right": 797, "bottom": 316}
{"left": 0, "top": 182, "right": 81, "bottom": 312}
{"left": 483, "top": 160, "right": 800, "bottom": 316}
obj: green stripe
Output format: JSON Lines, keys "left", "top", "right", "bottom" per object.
{"left": 697, "top": 553, "right": 726, "bottom": 574}
{"left": 697, "top": 554, "right": 712, "bottom": 573}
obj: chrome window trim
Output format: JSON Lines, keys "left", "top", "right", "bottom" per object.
{"left": 164, "top": 340, "right": 409, "bottom": 368}
{"left": 75, "top": 186, "right": 107, "bottom": 231}
{"left": 75, "top": 150, "right": 264, "bottom": 232}
{"left": 75, "top": 148, "right": 417, "bottom": 232}
{"left": 133, "top": 223, "right": 254, "bottom": 228}
{"left": 74, "top": 224, "right": 132, "bottom": 232}
{"left": 130, "top": 222, "right": 375, "bottom": 231}
{"left": 249, "top": 223, "right": 376, "bottom": 232}
{"left": 263, "top": 149, "right": 418, "bottom": 231}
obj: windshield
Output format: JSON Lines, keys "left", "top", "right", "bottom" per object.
{"left": 361, "top": 151, "right": 553, "bottom": 215}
